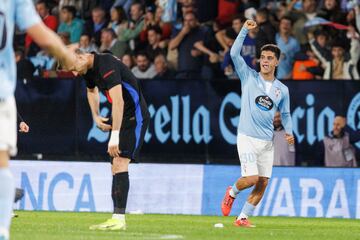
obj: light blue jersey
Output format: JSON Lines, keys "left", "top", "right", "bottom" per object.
{"left": 0, "top": 0, "right": 41, "bottom": 99}
{"left": 231, "top": 27, "right": 293, "bottom": 141}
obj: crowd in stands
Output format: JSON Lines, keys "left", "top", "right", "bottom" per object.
{"left": 14, "top": 0, "right": 360, "bottom": 80}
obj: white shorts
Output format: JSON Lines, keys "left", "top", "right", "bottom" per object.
{"left": 237, "top": 133, "right": 274, "bottom": 178}
{"left": 0, "top": 96, "right": 17, "bottom": 156}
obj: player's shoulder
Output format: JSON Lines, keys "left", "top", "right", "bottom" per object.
{"left": 275, "top": 79, "right": 289, "bottom": 92}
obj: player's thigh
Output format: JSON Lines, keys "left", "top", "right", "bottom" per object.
{"left": 237, "top": 134, "right": 259, "bottom": 177}
{"left": 257, "top": 143, "right": 274, "bottom": 178}
{"left": 0, "top": 96, "right": 17, "bottom": 161}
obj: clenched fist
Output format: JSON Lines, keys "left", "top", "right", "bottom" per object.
{"left": 243, "top": 20, "right": 257, "bottom": 30}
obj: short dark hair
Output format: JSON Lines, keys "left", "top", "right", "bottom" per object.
{"left": 225, "top": 27, "right": 237, "bottom": 40}
{"left": 232, "top": 14, "right": 246, "bottom": 23}
{"left": 101, "top": 28, "right": 117, "bottom": 39}
{"left": 62, "top": 5, "right": 77, "bottom": 18}
{"left": 260, "top": 44, "right": 281, "bottom": 60}
{"left": 36, "top": 0, "right": 49, "bottom": 9}
{"left": 147, "top": 25, "right": 162, "bottom": 35}
{"left": 279, "top": 16, "right": 293, "bottom": 25}
{"left": 136, "top": 51, "right": 149, "bottom": 59}
{"left": 256, "top": 8, "right": 270, "bottom": 19}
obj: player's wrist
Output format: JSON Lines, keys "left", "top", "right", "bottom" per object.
{"left": 108, "top": 130, "right": 120, "bottom": 146}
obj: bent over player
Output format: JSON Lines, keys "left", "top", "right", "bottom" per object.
{"left": 221, "top": 20, "right": 294, "bottom": 227}
{"left": 68, "top": 51, "right": 150, "bottom": 231}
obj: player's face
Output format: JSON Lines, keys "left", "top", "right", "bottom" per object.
{"left": 259, "top": 51, "right": 278, "bottom": 75}
{"left": 71, "top": 55, "right": 89, "bottom": 75}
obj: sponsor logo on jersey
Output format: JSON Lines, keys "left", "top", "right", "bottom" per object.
{"left": 255, "top": 95, "right": 274, "bottom": 111}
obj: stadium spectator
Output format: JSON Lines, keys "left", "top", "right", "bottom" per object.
{"left": 113, "top": 0, "right": 134, "bottom": 17}
{"left": 58, "top": 32, "right": 71, "bottom": 45}
{"left": 276, "top": 16, "right": 300, "bottom": 79}
{"left": 254, "top": 8, "right": 276, "bottom": 59}
{"left": 25, "top": 1, "right": 58, "bottom": 57}
{"left": 216, "top": 15, "right": 245, "bottom": 53}
{"left": 108, "top": 6, "right": 128, "bottom": 37}
{"left": 311, "top": 29, "right": 332, "bottom": 60}
{"left": 118, "top": 2, "right": 145, "bottom": 50}
{"left": 221, "top": 28, "right": 238, "bottom": 79}
{"left": 132, "top": 52, "right": 156, "bottom": 79}
{"left": 15, "top": 49, "right": 35, "bottom": 80}
{"left": 317, "top": 0, "right": 347, "bottom": 24}
{"left": 121, "top": 53, "right": 135, "bottom": 69}
{"left": 169, "top": 12, "right": 209, "bottom": 79}
{"left": 99, "top": 28, "right": 129, "bottom": 58}
{"left": 322, "top": 116, "right": 357, "bottom": 167}
{"left": 57, "top": 0, "right": 83, "bottom": 15}
{"left": 84, "top": 7, "right": 109, "bottom": 47}
{"left": 273, "top": 111, "right": 296, "bottom": 166}
{"left": 58, "top": 5, "right": 84, "bottom": 43}
{"left": 78, "top": 34, "right": 98, "bottom": 53}
{"left": 139, "top": 5, "right": 173, "bottom": 43}
{"left": 292, "top": 45, "right": 323, "bottom": 80}
{"left": 309, "top": 29, "right": 360, "bottom": 80}
{"left": 289, "top": 0, "right": 318, "bottom": 46}
{"left": 145, "top": 25, "right": 167, "bottom": 61}
{"left": 153, "top": 54, "right": 176, "bottom": 80}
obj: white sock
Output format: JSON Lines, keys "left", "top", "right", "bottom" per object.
{"left": 112, "top": 214, "right": 125, "bottom": 221}
{"left": 238, "top": 212, "right": 248, "bottom": 220}
{"left": 0, "top": 168, "right": 15, "bottom": 231}
{"left": 229, "top": 189, "right": 237, "bottom": 198}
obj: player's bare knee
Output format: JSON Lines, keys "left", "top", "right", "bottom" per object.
{"left": 112, "top": 157, "right": 130, "bottom": 173}
{"left": 258, "top": 177, "right": 269, "bottom": 188}
{"left": 246, "top": 175, "right": 259, "bottom": 186}
{"left": 0, "top": 151, "right": 9, "bottom": 168}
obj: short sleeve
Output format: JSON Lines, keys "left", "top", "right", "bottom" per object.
{"left": 83, "top": 73, "right": 96, "bottom": 89}
{"left": 15, "top": 0, "right": 41, "bottom": 31}
{"left": 99, "top": 55, "right": 122, "bottom": 90}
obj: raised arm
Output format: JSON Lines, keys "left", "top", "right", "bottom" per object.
{"left": 230, "top": 20, "right": 257, "bottom": 83}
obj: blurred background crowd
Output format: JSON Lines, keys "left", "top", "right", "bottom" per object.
{"left": 14, "top": 0, "right": 360, "bottom": 81}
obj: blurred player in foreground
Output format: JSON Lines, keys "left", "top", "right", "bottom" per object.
{"left": 221, "top": 20, "right": 294, "bottom": 227}
{"left": 0, "top": 1, "right": 76, "bottom": 239}
{"left": 64, "top": 51, "right": 150, "bottom": 231}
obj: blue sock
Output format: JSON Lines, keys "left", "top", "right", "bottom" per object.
{"left": 0, "top": 168, "right": 15, "bottom": 230}
{"left": 239, "top": 201, "right": 255, "bottom": 219}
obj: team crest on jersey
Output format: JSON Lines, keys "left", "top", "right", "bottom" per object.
{"left": 255, "top": 95, "right": 274, "bottom": 111}
{"left": 274, "top": 88, "right": 281, "bottom": 98}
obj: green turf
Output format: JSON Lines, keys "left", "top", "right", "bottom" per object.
{"left": 10, "top": 211, "right": 360, "bottom": 240}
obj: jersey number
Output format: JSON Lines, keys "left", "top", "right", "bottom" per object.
{"left": 0, "top": 12, "right": 7, "bottom": 51}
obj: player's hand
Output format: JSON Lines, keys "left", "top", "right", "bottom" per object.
{"left": 94, "top": 116, "right": 112, "bottom": 132}
{"left": 108, "top": 130, "right": 120, "bottom": 158}
{"left": 243, "top": 20, "right": 257, "bottom": 30}
{"left": 19, "top": 122, "right": 30, "bottom": 133}
{"left": 285, "top": 134, "right": 295, "bottom": 145}
{"left": 108, "top": 145, "right": 121, "bottom": 158}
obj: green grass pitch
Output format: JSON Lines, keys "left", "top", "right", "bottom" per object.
{"left": 10, "top": 211, "right": 360, "bottom": 240}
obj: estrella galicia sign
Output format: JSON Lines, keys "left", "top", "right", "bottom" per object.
{"left": 255, "top": 95, "right": 274, "bottom": 111}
